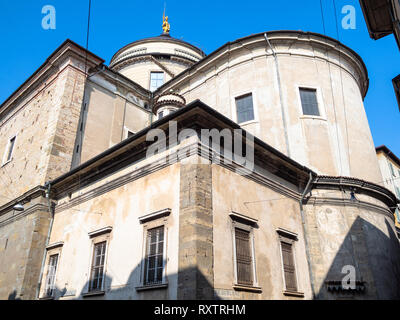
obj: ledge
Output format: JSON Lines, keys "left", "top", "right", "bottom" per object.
{"left": 82, "top": 290, "right": 105, "bottom": 298}
{"left": 46, "top": 241, "right": 64, "bottom": 250}
{"left": 232, "top": 284, "right": 262, "bottom": 293}
{"left": 229, "top": 212, "right": 258, "bottom": 226}
{"left": 135, "top": 283, "right": 168, "bottom": 292}
{"left": 276, "top": 228, "right": 298, "bottom": 241}
{"left": 39, "top": 296, "right": 54, "bottom": 300}
{"left": 283, "top": 290, "right": 305, "bottom": 297}
{"left": 139, "top": 209, "right": 171, "bottom": 224}
{"left": 88, "top": 226, "right": 112, "bottom": 238}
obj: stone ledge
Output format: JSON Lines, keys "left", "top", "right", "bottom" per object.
{"left": 82, "top": 290, "right": 105, "bottom": 298}
{"left": 232, "top": 284, "right": 262, "bottom": 293}
{"left": 135, "top": 283, "right": 168, "bottom": 292}
{"left": 283, "top": 290, "right": 305, "bottom": 297}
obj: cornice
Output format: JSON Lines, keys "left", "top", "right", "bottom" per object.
{"left": 155, "top": 31, "right": 369, "bottom": 99}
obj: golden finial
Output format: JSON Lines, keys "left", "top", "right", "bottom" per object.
{"left": 162, "top": 5, "right": 170, "bottom": 34}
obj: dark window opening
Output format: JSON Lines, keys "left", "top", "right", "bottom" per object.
{"left": 235, "top": 94, "right": 255, "bottom": 124}
{"left": 299, "top": 88, "right": 320, "bottom": 116}
{"left": 6, "top": 137, "right": 16, "bottom": 162}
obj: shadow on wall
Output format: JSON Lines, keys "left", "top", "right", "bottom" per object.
{"left": 38, "top": 258, "right": 215, "bottom": 300}
{"left": 317, "top": 215, "right": 400, "bottom": 300}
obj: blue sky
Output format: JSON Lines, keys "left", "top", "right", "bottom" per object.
{"left": 0, "top": 0, "right": 399, "bottom": 155}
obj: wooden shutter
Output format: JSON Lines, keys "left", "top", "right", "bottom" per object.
{"left": 235, "top": 228, "right": 253, "bottom": 285}
{"left": 299, "top": 88, "right": 320, "bottom": 116}
{"left": 281, "top": 242, "right": 297, "bottom": 291}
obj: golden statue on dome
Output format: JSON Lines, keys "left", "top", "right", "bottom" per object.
{"left": 162, "top": 8, "right": 170, "bottom": 34}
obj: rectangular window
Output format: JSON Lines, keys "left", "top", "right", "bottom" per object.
{"left": 150, "top": 72, "right": 164, "bottom": 92}
{"left": 389, "top": 162, "right": 396, "bottom": 177}
{"left": 44, "top": 254, "right": 59, "bottom": 297}
{"left": 235, "top": 228, "right": 253, "bottom": 286}
{"left": 281, "top": 242, "right": 297, "bottom": 292}
{"left": 235, "top": 94, "right": 255, "bottom": 124}
{"left": 299, "top": 88, "right": 320, "bottom": 116}
{"left": 395, "top": 186, "right": 400, "bottom": 200}
{"left": 89, "top": 241, "right": 107, "bottom": 292}
{"left": 144, "top": 226, "right": 164, "bottom": 285}
{"left": 5, "top": 136, "right": 16, "bottom": 163}
{"left": 395, "top": 208, "right": 400, "bottom": 222}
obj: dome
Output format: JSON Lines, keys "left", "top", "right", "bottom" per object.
{"left": 109, "top": 34, "right": 206, "bottom": 91}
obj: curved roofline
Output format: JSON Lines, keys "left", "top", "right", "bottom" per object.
{"left": 110, "top": 34, "right": 206, "bottom": 63}
{"left": 155, "top": 30, "right": 370, "bottom": 98}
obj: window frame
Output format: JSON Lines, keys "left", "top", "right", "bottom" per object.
{"left": 231, "top": 91, "right": 259, "bottom": 126}
{"left": 149, "top": 71, "right": 165, "bottom": 92}
{"left": 276, "top": 228, "right": 304, "bottom": 297}
{"left": 296, "top": 85, "right": 326, "bottom": 120}
{"left": 2, "top": 135, "right": 17, "bottom": 166}
{"left": 229, "top": 212, "right": 260, "bottom": 292}
{"left": 40, "top": 242, "right": 64, "bottom": 299}
{"left": 123, "top": 126, "right": 135, "bottom": 140}
{"left": 83, "top": 227, "right": 112, "bottom": 297}
{"left": 137, "top": 208, "right": 171, "bottom": 291}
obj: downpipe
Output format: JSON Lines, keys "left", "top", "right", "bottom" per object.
{"left": 299, "top": 172, "right": 316, "bottom": 299}
{"left": 35, "top": 182, "right": 55, "bottom": 299}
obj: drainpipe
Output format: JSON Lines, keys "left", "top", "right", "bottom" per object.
{"left": 263, "top": 33, "right": 291, "bottom": 158}
{"left": 299, "top": 172, "right": 316, "bottom": 299}
{"left": 35, "top": 182, "right": 55, "bottom": 299}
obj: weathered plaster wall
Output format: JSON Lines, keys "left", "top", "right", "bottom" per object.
{"left": 0, "top": 197, "right": 50, "bottom": 300}
{"left": 303, "top": 190, "right": 400, "bottom": 299}
{"left": 44, "top": 163, "right": 181, "bottom": 300}
{"left": 211, "top": 165, "right": 312, "bottom": 300}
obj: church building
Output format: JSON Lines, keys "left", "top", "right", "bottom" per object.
{"left": 0, "top": 17, "right": 399, "bottom": 300}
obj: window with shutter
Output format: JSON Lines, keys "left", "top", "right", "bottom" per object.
{"left": 281, "top": 242, "right": 297, "bottom": 292}
{"left": 235, "top": 228, "right": 253, "bottom": 286}
{"left": 144, "top": 226, "right": 164, "bottom": 285}
{"left": 89, "top": 241, "right": 107, "bottom": 292}
{"left": 44, "top": 254, "right": 59, "bottom": 297}
{"left": 235, "top": 94, "right": 255, "bottom": 124}
{"left": 299, "top": 88, "right": 320, "bottom": 116}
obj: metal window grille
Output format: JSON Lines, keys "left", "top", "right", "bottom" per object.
{"left": 150, "top": 72, "right": 164, "bottom": 92}
{"left": 281, "top": 242, "right": 298, "bottom": 292}
{"left": 235, "top": 94, "right": 255, "bottom": 124}
{"left": 6, "top": 137, "right": 16, "bottom": 162}
{"left": 235, "top": 228, "right": 253, "bottom": 285}
{"left": 299, "top": 88, "right": 320, "bottom": 116}
{"left": 44, "top": 254, "right": 59, "bottom": 297}
{"left": 89, "top": 241, "right": 107, "bottom": 292}
{"left": 144, "top": 226, "right": 164, "bottom": 285}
